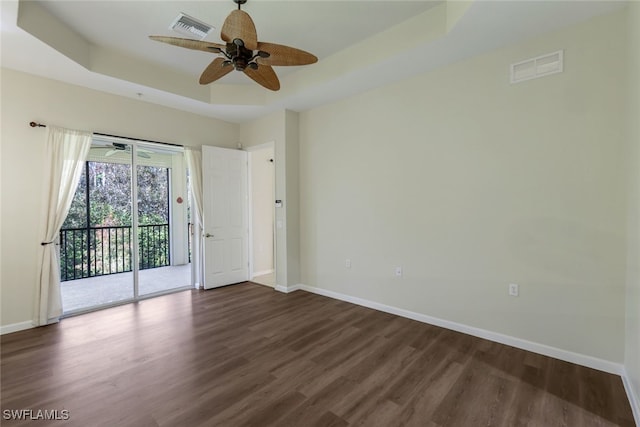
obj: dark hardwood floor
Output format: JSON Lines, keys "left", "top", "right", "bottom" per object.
{"left": 1, "top": 283, "right": 635, "bottom": 426}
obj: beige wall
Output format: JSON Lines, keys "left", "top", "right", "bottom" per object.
{"left": 625, "top": 0, "right": 640, "bottom": 414}
{"left": 0, "top": 69, "right": 239, "bottom": 327}
{"left": 299, "top": 9, "right": 628, "bottom": 362}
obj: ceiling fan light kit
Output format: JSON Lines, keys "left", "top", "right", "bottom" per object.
{"left": 150, "top": 0, "right": 317, "bottom": 91}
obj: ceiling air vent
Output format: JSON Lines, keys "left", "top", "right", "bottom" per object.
{"left": 170, "top": 13, "right": 214, "bottom": 40}
{"left": 511, "top": 50, "right": 563, "bottom": 84}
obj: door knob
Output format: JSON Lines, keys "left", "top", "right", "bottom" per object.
{"left": 205, "top": 233, "right": 214, "bottom": 238}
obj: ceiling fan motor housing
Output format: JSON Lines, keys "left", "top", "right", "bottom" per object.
{"left": 225, "top": 41, "right": 268, "bottom": 71}
{"left": 227, "top": 42, "right": 252, "bottom": 71}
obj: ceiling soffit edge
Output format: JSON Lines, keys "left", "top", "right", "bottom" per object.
{"left": 15, "top": 0, "right": 462, "bottom": 109}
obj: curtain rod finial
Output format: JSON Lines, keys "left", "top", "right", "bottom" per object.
{"left": 29, "top": 122, "right": 46, "bottom": 128}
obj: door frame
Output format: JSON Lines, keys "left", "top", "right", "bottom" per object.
{"left": 246, "top": 141, "right": 276, "bottom": 285}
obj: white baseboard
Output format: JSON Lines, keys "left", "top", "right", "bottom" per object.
{"left": 292, "top": 284, "right": 624, "bottom": 376}
{"left": 252, "top": 269, "right": 274, "bottom": 278}
{"left": 622, "top": 368, "right": 640, "bottom": 426}
{"left": 1, "top": 320, "right": 35, "bottom": 335}
{"left": 275, "top": 284, "right": 301, "bottom": 294}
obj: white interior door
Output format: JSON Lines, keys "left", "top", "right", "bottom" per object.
{"left": 202, "top": 145, "right": 248, "bottom": 289}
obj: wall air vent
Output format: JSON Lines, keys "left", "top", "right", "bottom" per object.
{"left": 170, "top": 13, "right": 214, "bottom": 40}
{"left": 510, "top": 50, "right": 564, "bottom": 84}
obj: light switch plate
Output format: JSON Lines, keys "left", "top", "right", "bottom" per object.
{"left": 509, "top": 283, "right": 519, "bottom": 297}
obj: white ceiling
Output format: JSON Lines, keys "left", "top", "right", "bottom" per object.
{"left": 0, "top": 0, "right": 626, "bottom": 123}
{"left": 37, "top": 1, "right": 441, "bottom": 82}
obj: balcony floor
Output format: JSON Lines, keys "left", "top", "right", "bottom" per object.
{"left": 61, "top": 264, "right": 191, "bottom": 313}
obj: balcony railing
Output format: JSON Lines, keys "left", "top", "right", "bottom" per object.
{"left": 60, "top": 224, "right": 170, "bottom": 282}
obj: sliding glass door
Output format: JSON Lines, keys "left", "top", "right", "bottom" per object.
{"left": 60, "top": 138, "right": 190, "bottom": 315}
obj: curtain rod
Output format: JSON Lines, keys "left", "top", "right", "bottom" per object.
{"left": 29, "top": 121, "right": 183, "bottom": 148}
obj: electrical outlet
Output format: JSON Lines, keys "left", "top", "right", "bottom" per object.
{"left": 509, "top": 283, "right": 519, "bottom": 297}
{"left": 395, "top": 267, "right": 403, "bottom": 277}
{"left": 345, "top": 259, "right": 351, "bottom": 268}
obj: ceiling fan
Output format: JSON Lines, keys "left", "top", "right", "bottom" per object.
{"left": 104, "top": 143, "right": 151, "bottom": 159}
{"left": 149, "top": 0, "right": 317, "bottom": 91}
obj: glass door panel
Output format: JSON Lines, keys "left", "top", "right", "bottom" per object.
{"left": 60, "top": 141, "right": 134, "bottom": 313}
{"left": 137, "top": 147, "right": 190, "bottom": 296}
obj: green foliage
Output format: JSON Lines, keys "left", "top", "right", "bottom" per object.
{"left": 63, "top": 172, "right": 87, "bottom": 229}
{"left": 89, "top": 162, "right": 132, "bottom": 226}
{"left": 63, "top": 161, "right": 169, "bottom": 228}
{"left": 137, "top": 166, "right": 169, "bottom": 225}
{"left": 60, "top": 160, "right": 171, "bottom": 280}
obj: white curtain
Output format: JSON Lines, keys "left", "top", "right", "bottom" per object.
{"left": 36, "top": 126, "right": 92, "bottom": 325}
{"left": 185, "top": 148, "right": 205, "bottom": 289}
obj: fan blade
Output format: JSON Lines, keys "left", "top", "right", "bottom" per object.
{"left": 221, "top": 10, "right": 258, "bottom": 50}
{"left": 200, "top": 58, "right": 234, "bottom": 85}
{"left": 256, "top": 42, "right": 318, "bottom": 66}
{"left": 149, "top": 36, "right": 226, "bottom": 53}
{"left": 244, "top": 64, "right": 280, "bottom": 91}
